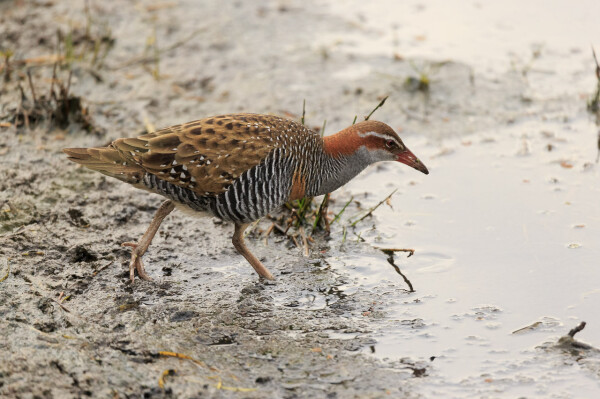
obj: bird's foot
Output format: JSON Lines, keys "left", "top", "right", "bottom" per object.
{"left": 122, "top": 242, "right": 153, "bottom": 283}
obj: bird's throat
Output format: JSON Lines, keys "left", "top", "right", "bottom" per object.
{"left": 314, "top": 147, "right": 371, "bottom": 196}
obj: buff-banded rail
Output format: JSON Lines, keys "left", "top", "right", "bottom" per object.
{"left": 64, "top": 114, "right": 429, "bottom": 282}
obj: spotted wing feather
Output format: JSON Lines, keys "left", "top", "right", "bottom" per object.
{"left": 111, "top": 114, "right": 295, "bottom": 195}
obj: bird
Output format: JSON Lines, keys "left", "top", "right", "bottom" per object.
{"left": 64, "top": 113, "right": 429, "bottom": 283}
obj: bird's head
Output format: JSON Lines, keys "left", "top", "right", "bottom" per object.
{"left": 324, "top": 120, "right": 429, "bottom": 175}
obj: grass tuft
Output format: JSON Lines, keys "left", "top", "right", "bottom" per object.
{"left": 1, "top": 64, "right": 100, "bottom": 133}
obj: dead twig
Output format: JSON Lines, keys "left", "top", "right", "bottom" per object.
{"left": 208, "top": 375, "right": 256, "bottom": 392}
{"left": 592, "top": 47, "right": 600, "bottom": 83}
{"left": 588, "top": 47, "right": 600, "bottom": 115}
{"left": 312, "top": 193, "right": 330, "bottom": 233}
{"left": 16, "top": 84, "right": 30, "bottom": 130}
{"left": 299, "top": 226, "right": 309, "bottom": 256}
{"left": 263, "top": 223, "right": 275, "bottom": 245}
{"left": 0, "top": 258, "right": 10, "bottom": 283}
{"left": 568, "top": 321, "right": 586, "bottom": 338}
{"left": 382, "top": 250, "right": 414, "bottom": 292}
{"left": 158, "top": 350, "right": 218, "bottom": 372}
{"left": 158, "top": 369, "right": 176, "bottom": 389}
{"left": 49, "top": 62, "right": 57, "bottom": 100}
{"left": 290, "top": 234, "right": 300, "bottom": 249}
{"left": 596, "top": 131, "right": 599, "bottom": 163}
{"left": 377, "top": 247, "right": 415, "bottom": 258}
{"left": 556, "top": 321, "right": 598, "bottom": 351}
{"left": 9, "top": 54, "right": 65, "bottom": 68}
{"left": 273, "top": 223, "right": 287, "bottom": 235}
{"left": 93, "top": 261, "right": 114, "bottom": 276}
{"left": 365, "top": 96, "right": 388, "bottom": 121}
{"left": 26, "top": 69, "right": 37, "bottom": 103}
{"left": 349, "top": 189, "right": 397, "bottom": 227}
{"left": 52, "top": 292, "right": 71, "bottom": 313}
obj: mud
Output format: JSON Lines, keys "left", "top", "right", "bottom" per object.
{"left": 1, "top": 0, "right": 599, "bottom": 398}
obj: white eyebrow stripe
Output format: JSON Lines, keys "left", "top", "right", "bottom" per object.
{"left": 356, "top": 131, "right": 401, "bottom": 146}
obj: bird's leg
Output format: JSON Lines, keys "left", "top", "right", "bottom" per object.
{"left": 122, "top": 200, "right": 175, "bottom": 283}
{"left": 232, "top": 223, "right": 275, "bottom": 280}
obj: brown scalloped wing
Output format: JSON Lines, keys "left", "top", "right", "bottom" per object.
{"left": 111, "top": 114, "right": 292, "bottom": 195}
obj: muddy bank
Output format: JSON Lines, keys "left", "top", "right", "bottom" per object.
{"left": 0, "top": 1, "right": 438, "bottom": 397}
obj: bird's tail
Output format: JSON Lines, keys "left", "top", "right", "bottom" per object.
{"left": 63, "top": 146, "right": 144, "bottom": 184}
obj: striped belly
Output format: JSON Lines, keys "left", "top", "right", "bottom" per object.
{"left": 142, "top": 150, "right": 294, "bottom": 223}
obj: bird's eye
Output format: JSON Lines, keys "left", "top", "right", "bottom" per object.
{"left": 385, "top": 140, "right": 395, "bottom": 149}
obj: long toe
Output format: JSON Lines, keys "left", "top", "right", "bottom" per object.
{"left": 129, "top": 254, "right": 137, "bottom": 283}
{"left": 135, "top": 257, "right": 153, "bottom": 281}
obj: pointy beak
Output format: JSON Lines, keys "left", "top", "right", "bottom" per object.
{"left": 396, "top": 148, "right": 429, "bottom": 175}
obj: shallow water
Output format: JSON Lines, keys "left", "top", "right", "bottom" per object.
{"left": 326, "top": 116, "right": 600, "bottom": 395}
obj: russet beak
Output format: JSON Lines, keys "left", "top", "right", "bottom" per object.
{"left": 397, "top": 149, "right": 429, "bottom": 175}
